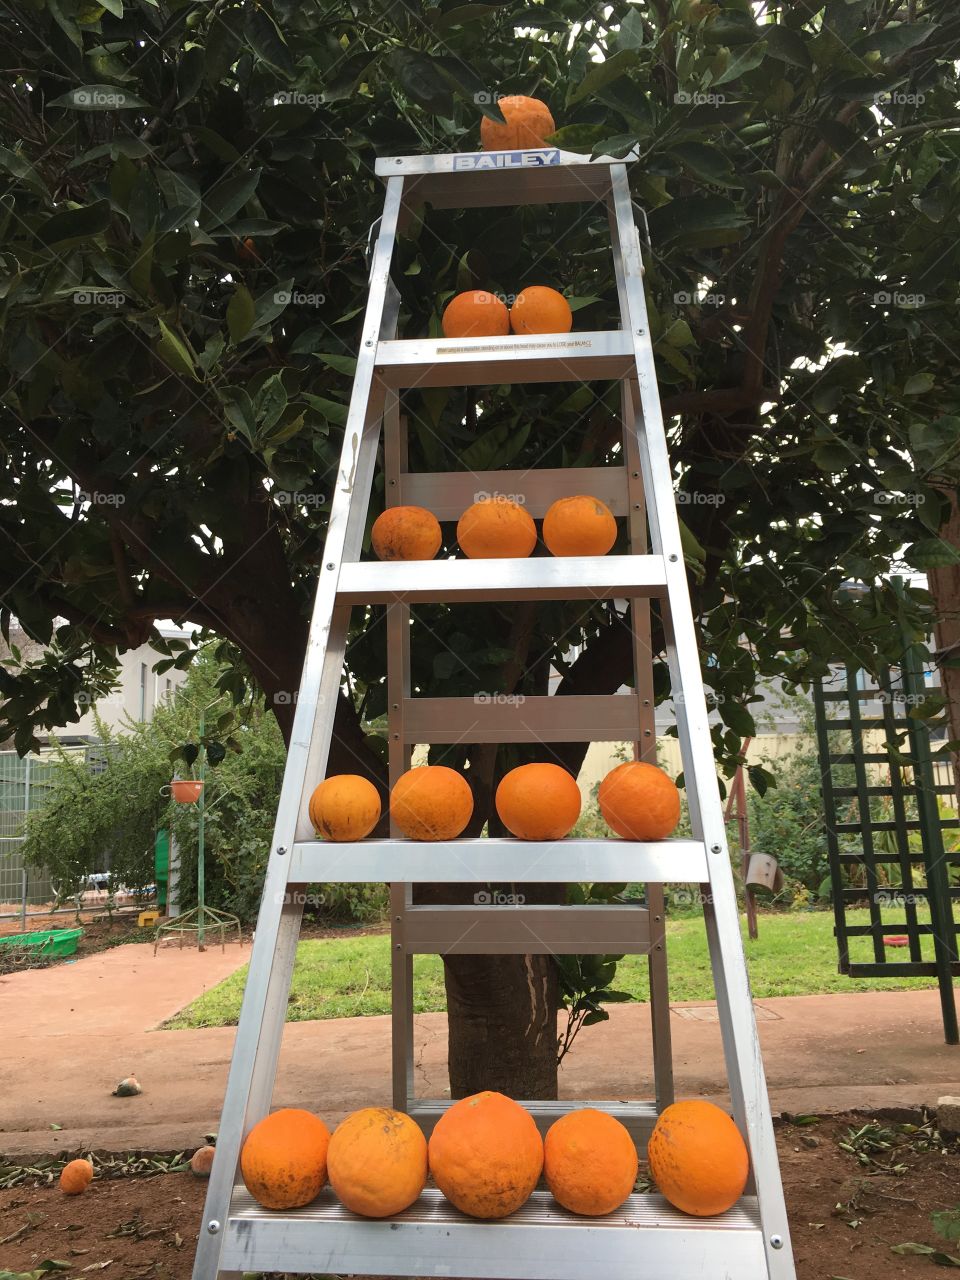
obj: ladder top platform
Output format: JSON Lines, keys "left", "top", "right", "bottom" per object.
{"left": 376, "top": 147, "right": 637, "bottom": 208}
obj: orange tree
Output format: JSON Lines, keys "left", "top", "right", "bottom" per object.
{"left": 2, "top": 0, "right": 959, "bottom": 1097}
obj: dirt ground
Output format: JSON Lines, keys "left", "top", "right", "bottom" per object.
{"left": 1, "top": 1113, "right": 957, "bottom": 1279}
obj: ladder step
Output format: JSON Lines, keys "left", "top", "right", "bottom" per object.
{"left": 221, "top": 1186, "right": 764, "bottom": 1279}
{"left": 402, "top": 693, "right": 642, "bottom": 744}
{"left": 336, "top": 554, "right": 667, "bottom": 605}
{"left": 402, "top": 903, "right": 653, "bottom": 956}
{"left": 408, "top": 1098, "right": 660, "bottom": 1142}
{"left": 374, "top": 331, "right": 634, "bottom": 388}
{"left": 289, "top": 838, "right": 708, "bottom": 885}
{"left": 378, "top": 149, "right": 625, "bottom": 210}
{"left": 399, "top": 465, "right": 629, "bottom": 520}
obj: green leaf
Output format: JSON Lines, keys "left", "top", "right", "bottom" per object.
{"left": 853, "top": 22, "right": 934, "bottom": 60}
{"left": 904, "top": 371, "right": 934, "bottom": 395}
{"left": 316, "top": 353, "right": 357, "bottom": 376}
{"left": 176, "top": 45, "right": 205, "bottom": 108}
{"left": 255, "top": 374, "right": 288, "bottom": 431}
{"left": 719, "top": 701, "right": 756, "bottom": 739}
{"left": 319, "top": 49, "right": 379, "bottom": 103}
{"left": 544, "top": 124, "right": 609, "bottom": 154}
{"left": 906, "top": 540, "right": 960, "bottom": 570}
{"left": 764, "top": 25, "right": 812, "bottom": 69}
{"left": 206, "top": 742, "right": 227, "bottom": 767}
{"left": 226, "top": 285, "right": 255, "bottom": 344}
{"left": 649, "top": 195, "right": 748, "bottom": 248}
{"left": 48, "top": 85, "right": 148, "bottom": 111}
{"left": 155, "top": 319, "right": 198, "bottom": 381}
{"left": 932, "top": 1208, "right": 960, "bottom": 1243}
{"left": 671, "top": 141, "right": 736, "bottom": 185}
{"left": 390, "top": 48, "right": 455, "bottom": 116}
{"left": 931, "top": 1253, "right": 960, "bottom": 1267}
{"left": 202, "top": 168, "right": 261, "bottom": 226}
{"left": 567, "top": 49, "right": 639, "bottom": 106}
{"left": 713, "top": 41, "right": 767, "bottom": 86}
{"left": 616, "top": 7, "right": 645, "bottom": 51}
{"left": 890, "top": 1243, "right": 935, "bottom": 1255}
{"left": 302, "top": 394, "right": 348, "bottom": 425}
{"left": 244, "top": 6, "right": 296, "bottom": 79}
{"left": 37, "top": 200, "right": 111, "bottom": 245}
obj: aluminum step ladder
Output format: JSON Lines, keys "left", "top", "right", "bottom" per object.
{"left": 192, "top": 145, "right": 796, "bottom": 1280}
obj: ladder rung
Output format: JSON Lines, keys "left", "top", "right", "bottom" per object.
{"left": 825, "top": 718, "right": 912, "bottom": 730}
{"left": 402, "top": 903, "right": 652, "bottom": 956}
{"left": 374, "top": 331, "right": 634, "bottom": 388}
{"left": 222, "top": 1185, "right": 764, "bottom": 1279}
{"left": 409, "top": 1098, "right": 659, "bottom": 1141}
{"left": 833, "top": 819, "right": 960, "bottom": 832}
{"left": 399, "top": 466, "right": 629, "bottom": 520}
{"left": 831, "top": 785, "right": 958, "bottom": 796}
{"left": 402, "top": 693, "right": 642, "bottom": 744}
{"left": 289, "top": 838, "right": 708, "bottom": 885}
{"left": 336, "top": 554, "right": 667, "bottom": 605}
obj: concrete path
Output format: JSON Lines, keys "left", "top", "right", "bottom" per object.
{"left": 3, "top": 941, "right": 960, "bottom": 1156}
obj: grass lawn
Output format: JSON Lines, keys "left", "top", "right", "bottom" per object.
{"left": 164, "top": 908, "right": 942, "bottom": 1030}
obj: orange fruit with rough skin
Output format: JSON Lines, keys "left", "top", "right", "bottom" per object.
{"left": 480, "top": 96, "right": 556, "bottom": 151}
{"left": 240, "top": 1108, "right": 330, "bottom": 1210}
{"left": 509, "top": 287, "right": 572, "bottom": 335}
{"left": 495, "top": 762, "right": 581, "bottom": 840}
{"left": 59, "top": 1158, "right": 93, "bottom": 1195}
{"left": 457, "top": 497, "right": 537, "bottom": 559}
{"left": 428, "top": 1091, "right": 544, "bottom": 1218}
{"left": 442, "top": 291, "right": 509, "bottom": 339}
{"left": 598, "top": 761, "right": 681, "bottom": 840}
{"left": 543, "top": 495, "right": 617, "bottom": 557}
{"left": 372, "top": 506, "right": 442, "bottom": 561}
{"left": 647, "top": 1100, "right": 749, "bottom": 1217}
{"left": 190, "top": 1145, "right": 216, "bottom": 1177}
{"left": 327, "top": 1107, "right": 428, "bottom": 1217}
{"left": 309, "top": 774, "right": 381, "bottom": 842}
{"left": 390, "top": 765, "right": 474, "bottom": 840}
{"left": 544, "top": 1108, "right": 639, "bottom": 1216}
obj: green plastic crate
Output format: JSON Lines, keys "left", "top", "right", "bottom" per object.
{"left": 0, "top": 927, "right": 83, "bottom": 957}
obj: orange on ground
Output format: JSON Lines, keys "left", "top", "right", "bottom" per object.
{"left": 390, "top": 765, "right": 474, "bottom": 841}
{"left": 647, "top": 1100, "right": 749, "bottom": 1217}
{"left": 543, "top": 495, "right": 617, "bottom": 557}
{"left": 190, "top": 1145, "right": 216, "bottom": 1178}
{"left": 442, "top": 290, "right": 509, "bottom": 339}
{"left": 495, "top": 762, "right": 581, "bottom": 840}
{"left": 372, "top": 506, "right": 442, "bottom": 561}
{"left": 509, "top": 286, "right": 572, "bottom": 336}
{"left": 309, "top": 774, "right": 381, "bottom": 842}
{"left": 240, "top": 1108, "right": 331, "bottom": 1210}
{"left": 544, "top": 1108, "right": 638, "bottom": 1216}
{"left": 480, "top": 96, "right": 556, "bottom": 151}
{"left": 428, "top": 1091, "right": 543, "bottom": 1218}
{"left": 457, "top": 497, "right": 537, "bottom": 559}
{"left": 59, "top": 1158, "right": 93, "bottom": 1195}
{"left": 327, "top": 1107, "right": 428, "bottom": 1217}
{"left": 598, "top": 761, "right": 681, "bottom": 840}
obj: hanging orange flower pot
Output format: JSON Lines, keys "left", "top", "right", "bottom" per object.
{"left": 170, "top": 780, "right": 204, "bottom": 804}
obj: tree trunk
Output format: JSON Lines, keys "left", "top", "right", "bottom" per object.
{"left": 444, "top": 952, "right": 559, "bottom": 1099}
{"left": 927, "top": 485, "right": 960, "bottom": 805}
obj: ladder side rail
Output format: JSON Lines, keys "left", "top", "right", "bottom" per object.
{"left": 608, "top": 166, "right": 794, "bottom": 1278}
{"left": 384, "top": 395, "right": 417, "bottom": 1109}
{"left": 192, "top": 177, "right": 405, "bottom": 1280}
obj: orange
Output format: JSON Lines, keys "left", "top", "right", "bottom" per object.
{"left": 598, "top": 761, "right": 681, "bottom": 840}
{"left": 327, "top": 1107, "right": 428, "bottom": 1218}
{"left": 647, "top": 1100, "right": 749, "bottom": 1217}
{"left": 428, "top": 1091, "right": 544, "bottom": 1218}
{"left": 442, "top": 290, "right": 509, "bottom": 339}
{"left": 308, "top": 774, "right": 381, "bottom": 842}
{"left": 457, "top": 497, "right": 537, "bottom": 559}
{"left": 509, "top": 287, "right": 572, "bottom": 335}
{"left": 240, "top": 1108, "right": 330, "bottom": 1210}
{"left": 59, "top": 1158, "right": 93, "bottom": 1195}
{"left": 390, "top": 765, "right": 474, "bottom": 840}
{"left": 495, "top": 762, "right": 581, "bottom": 840}
{"left": 372, "top": 506, "right": 442, "bottom": 561}
{"left": 480, "top": 96, "right": 556, "bottom": 151}
{"left": 544, "top": 1109, "right": 638, "bottom": 1216}
{"left": 543, "top": 495, "right": 617, "bottom": 557}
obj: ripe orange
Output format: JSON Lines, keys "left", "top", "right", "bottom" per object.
{"left": 390, "top": 765, "right": 474, "bottom": 840}
{"left": 457, "top": 497, "right": 537, "bottom": 559}
{"left": 59, "top": 1158, "right": 93, "bottom": 1195}
{"left": 327, "top": 1107, "right": 428, "bottom": 1217}
{"left": 647, "top": 1100, "right": 749, "bottom": 1217}
{"left": 442, "top": 291, "right": 509, "bottom": 339}
{"left": 543, "top": 495, "right": 617, "bottom": 557}
{"left": 240, "top": 1108, "right": 331, "bottom": 1210}
{"left": 308, "top": 774, "right": 381, "bottom": 841}
{"left": 480, "top": 96, "right": 556, "bottom": 151}
{"left": 544, "top": 1109, "right": 638, "bottom": 1216}
{"left": 598, "top": 761, "right": 681, "bottom": 840}
{"left": 509, "top": 287, "right": 572, "bottom": 335}
{"left": 428, "top": 1091, "right": 544, "bottom": 1218}
{"left": 495, "top": 762, "right": 581, "bottom": 840}
{"left": 372, "top": 506, "right": 442, "bottom": 561}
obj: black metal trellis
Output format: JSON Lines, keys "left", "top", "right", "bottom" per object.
{"left": 813, "top": 638, "right": 960, "bottom": 1044}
